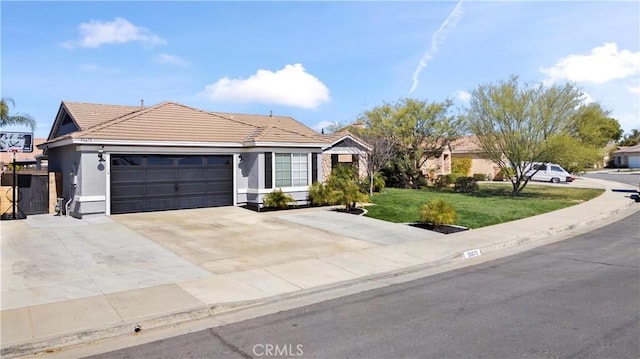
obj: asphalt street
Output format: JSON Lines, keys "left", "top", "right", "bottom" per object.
{"left": 87, "top": 211, "right": 640, "bottom": 359}
{"left": 584, "top": 171, "right": 640, "bottom": 187}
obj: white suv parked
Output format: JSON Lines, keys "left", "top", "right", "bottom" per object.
{"left": 525, "top": 163, "right": 575, "bottom": 183}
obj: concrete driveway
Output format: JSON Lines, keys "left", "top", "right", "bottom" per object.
{"left": 3, "top": 206, "right": 430, "bottom": 311}
{"left": 111, "top": 207, "right": 378, "bottom": 274}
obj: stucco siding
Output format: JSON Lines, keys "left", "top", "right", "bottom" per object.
{"left": 47, "top": 146, "right": 81, "bottom": 215}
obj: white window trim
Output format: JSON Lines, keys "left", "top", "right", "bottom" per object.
{"left": 274, "top": 153, "right": 309, "bottom": 188}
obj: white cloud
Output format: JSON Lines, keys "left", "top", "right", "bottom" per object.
{"left": 202, "top": 63, "right": 330, "bottom": 109}
{"left": 454, "top": 90, "right": 471, "bottom": 103}
{"left": 628, "top": 85, "right": 640, "bottom": 95}
{"left": 541, "top": 43, "right": 640, "bottom": 84}
{"left": 155, "top": 53, "right": 188, "bottom": 67}
{"left": 580, "top": 91, "right": 595, "bottom": 105}
{"left": 64, "top": 17, "right": 165, "bottom": 48}
{"left": 409, "top": 1, "right": 464, "bottom": 95}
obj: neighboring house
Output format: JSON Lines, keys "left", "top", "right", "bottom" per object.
{"left": 449, "top": 135, "right": 501, "bottom": 179}
{"left": 39, "top": 101, "right": 343, "bottom": 218}
{"left": 0, "top": 138, "right": 47, "bottom": 172}
{"left": 320, "top": 130, "right": 372, "bottom": 181}
{"left": 611, "top": 144, "right": 640, "bottom": 168}
{"left": 420, "top": 147, "right": 452, "bottom": 179}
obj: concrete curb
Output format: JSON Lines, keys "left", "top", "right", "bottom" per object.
{"left": 3, "top": 251, "right": 465, "bottom": 359}
{"left": 477, "top": 199, "right": 639, "bottom": 257}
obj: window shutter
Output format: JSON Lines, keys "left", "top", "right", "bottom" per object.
{"left": 312, "top": 153, "right": 318, "bottom": 183}
{"left": 265, "top": 152, "right": 272, "bottom": 189}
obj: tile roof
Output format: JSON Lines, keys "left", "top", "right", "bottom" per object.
{"left": 47, "top": 101, "right": 327, "bottom": 146}
{"left": 63, "top": 101, "right": 142, "bottom": 130}
{"left": 213, "top": 112, "right": 321, "bottom": 139}
{"left": 613, "top": 144, "right": 640, "bottom": 154}
{"left": 449, "top": 135, "right": 482, "bottom": 153}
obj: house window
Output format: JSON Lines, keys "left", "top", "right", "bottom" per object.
{"left": 275, "top": 153, "right": 308, "bottom": 187}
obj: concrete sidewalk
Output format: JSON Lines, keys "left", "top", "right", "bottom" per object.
{"left": 1, "top": 177, "right": 639, "bottom": 358}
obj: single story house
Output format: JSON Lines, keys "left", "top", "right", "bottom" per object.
{"left": 449, "top": 135, "right": 502, "bottom": 179}
{"left": 320, "top": 130, "right": 372, "bottom": 181}
{"left": 611, "top": 144, "right": 640, "bottom": 168}
{"left": 39, "top": 101, "right": 367, "bottom": 218}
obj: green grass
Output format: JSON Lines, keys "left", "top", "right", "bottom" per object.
{"left": 365, "top": 183, "right": 604, "bottom": 229}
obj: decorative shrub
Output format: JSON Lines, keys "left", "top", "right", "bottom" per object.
{"left": 327, "top": 165, "right": 369, "bottom": 210}
{"left": 309, "top": 182, "right": 333, "bottom": 206}
{"left": 454, "top": 176, "right": 479, "bottom": 193}
{"left": 359, "top": 172, "right": 386, "bottom": 193}
{"left": 472, "top": 173, "right": 488, "bottom": 181}
{"left": 419, "top": 199, "right": 457, "bottom": 226}
{"left": 416, "top": 175, "right": 429, "bottom": 189}
{"left": 433, "top": 174, "right": 460, "bottom": 190}
{"left": 263, "top": 189, "right": 296, "bottom": 209}
{"left": 452, "top": 157, "right": 472, "bottom": 177}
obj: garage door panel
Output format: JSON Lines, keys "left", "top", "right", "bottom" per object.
{"left": 111, "top": 199, "right": 145, "bottom": 213}
{"left": 178, "top": 182, "right": 207, "bottom": 195}
{"left": 204, "top": 195, "right": 233, "bottom": 207}
{"left": 111, "top": 169, "right": 146, "bottom": 182}
{"left": 112, "top": 184, "right": 145, "bottom": 198}
{"left": 110, "top": 155, "right": 233, "bottom": 214}
{"left": 146, "top": 169, "right": 176, "bottom": 181}
{"left": 147, "top": 183, "right": 177, "bottom": 196}
{"left": 207, "top": 181, "right": 232, "bottom": 192}
{"left": 145, "top": 197, "right": 178, "bottom": 211}
{"left": 178, "top": 168, "right": 206, "bottom": 180}
{"left": 206, "top": 167, "right": 232, "bottom": 179}
{"left": 178, "top": 196, "right": 205, "bottom": 209}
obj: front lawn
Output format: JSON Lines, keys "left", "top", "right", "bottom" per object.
{"left": 365, "top": 183, "right": 604, "bottom": 229}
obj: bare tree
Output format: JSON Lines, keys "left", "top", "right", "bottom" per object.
{"left": 359, "top": 132, "right": 395, "bottom": 195}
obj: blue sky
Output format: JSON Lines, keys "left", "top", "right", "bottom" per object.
{"left": 2, "top": 1, "right": 639, "bottom": 139}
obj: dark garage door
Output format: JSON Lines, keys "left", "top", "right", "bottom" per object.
{"left": 110, "top": 155, "right": 233, "bottom": 214}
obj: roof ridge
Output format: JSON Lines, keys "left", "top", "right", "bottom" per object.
{"left": 76, "top": 101, "right": 171, "bottom": 136}
{"left": 208, "top": 111, "right": 264, "bottom": 130}
{"left": 244, "top": 125, "right": 272, "bottom": 142}
{"left": 252, "top": 124, "right": 323, "bottom": 142}
{"left": 62, "top": 100, "right": 141, "bottom": 109}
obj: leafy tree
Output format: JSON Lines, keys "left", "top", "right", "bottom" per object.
{"left": 465, "top": 76, "right": 583, "bottom": 196}
{"left": 548, "top": 103, "right": 623, "bottom": 171}
{"left": 545, "top": 134, "right": 601, "bottom": 173}
{"left": 1, "top": 98, "right": 36, "bottom": 129}
{"left": 571, "top": 103, "right": 622, "bottom": 147}
{"left": 359, "top": 98, "right": 462, "bottom": 188}
{"left": 619, "top": 129, "right": 640, "bottom": 146}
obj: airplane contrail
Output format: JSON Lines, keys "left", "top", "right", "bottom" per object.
{"left": 408, "top": 1, "right": 464, "bottom": 95}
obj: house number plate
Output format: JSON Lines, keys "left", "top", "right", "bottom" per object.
{"left": 463, "top": 248, "right": 482, "bottom": 259}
